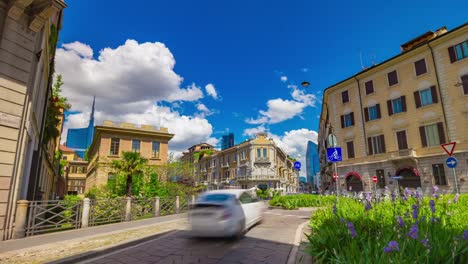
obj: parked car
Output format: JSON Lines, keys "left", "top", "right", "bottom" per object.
{"left": 189, "top": 189, "right": 266, "bottom": 238}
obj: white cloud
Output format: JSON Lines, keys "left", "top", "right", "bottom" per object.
{"left": 301, "top": 68, "right": 309, "bottom": 72}
{"left": 57, "top": 40, "right": 216, "bottom": 153}
{"left": 280, "top": 76, "right": 288, "bottom": 82}
{"left": 196, "top": 103, "right": 210, "bottom": 113}
{"left": 269, "top": 129, "right": 318, "bottom": 176}
{"left": 205, "top": 83, "right": 218, "bottom": 100}
{"left": 243, "top": 125, "right": 266, "bottom": 137}
{"left": 246, "top": 84, "right": 318, "bottom": 124}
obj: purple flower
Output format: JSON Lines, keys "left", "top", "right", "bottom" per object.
{"left": 391, "top": 192, "right": 396, "bottom": 202}
{"left": 429, "top": 200, "right": 435, "bottom": 214}
{"left": 430, "top": 217, "right": 440, "bottom": 223}
{"left": 333, "top": 203, "right": 337, "bottom": 215}
{"left": 412, "top": 204, "right": 419, "bottom": 220}
{"left": 421, "top": 216, "right": 426, "bottom": 222}
{"left": 454, "top": 193, "right": 459, "bottom": 203}
{"left": 464, "top": 230, "right": 468, "bottom": 240}
{"left": 347, "top": 221, "right": 358, "bottom": 238}
{"left": 384, "top": 240, "right": 400, "bottom": 253}
{"left": 407, "top": 224, "right": 419, "bottom": 239}
{"left": 421, "top": 238, "right": 430, "bottom": 248}
{"left": 340, "top": 217, "right": 345, "bottom": 223}
{"left": 414, "top": 190, "right": 421, "bottom": 200}
{"left": 365, "top": 192, "right": 372, "bottom": 203}
{"left": 432, "top": 185, "right": 439, "bottom": 198}
{"left": 365, "top": 202, "right": 372, "bottom": 211}
{"left": 404, "top": 188, "right": 411, "bottom": 197}
{"left": 397, "top": 216, "right": 405, "bottom": 227}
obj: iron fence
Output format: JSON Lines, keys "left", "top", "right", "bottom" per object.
{"left": 89, "top": 198, "right": 125, "bottom": 226}
{"left": 131, "top": 198, "right": 154, "bottom": 220}
{"left": 25, "top": 200, "right": 82, "bottom": 237}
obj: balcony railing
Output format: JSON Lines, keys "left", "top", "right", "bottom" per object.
{"left": 389, "top": 149, "right": 416, "bottom": 159}
{"left": 254, "top": 157, "right": 270, "bottom": 164}
{"left": 222, "top": 163, "right": 229, "bottom": 168}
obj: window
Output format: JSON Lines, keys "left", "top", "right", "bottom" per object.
{"left": 239, "top": 192, "right": 253, "bottom": 204}
{"left": 224, "top": 170, "right": 230, "bottom": 179}
{"left": 62, "top": 156, "right": 68, "bottom": 160}
{"left": 227, "top": 156, "right": 230, "bottom": 164}
{"left": 152, "top": 141, "right": 160, "bottom": 158}
{"left": 340, "top": 112, "right": 354, "bottom": 128}
{"left": 233, "top": 153, "right": 237, "bottom": 162}
{"left": 257, "top": 148, "right": 261, "bottom": 157}
{"left": 420, "top": 123, "right": 445, "bottom": 147}
{"left": 341, "top": 90, "right": 349, "bottom": 103}
{"left": 213, "top": 159, "right": 216, "bottom": 167}
{"left": 132, "top": 140, "right": 140, "bottom": 153}
{"left": 346, "top": 141, "right": 355, "bottom": 159}
{"left": 387, "top": 96, "right": 406, "bottom": 115}
{"left": 461, "top": 74, "right": 468, "bottom": 95}
{"left": 414, "top": 86, "right": 438, "bottom": 108}
{"left": 448, "top": 40, "right": 468, "bottom": 63}
{"left": 71, "top": 166, "right": 77, "bottom": 173}
{"left": 396, "top": 130, "right": 408, "bottom": 150}
{"left": 67, "top": 180, "right": 85, "bottom": 194}
{"left": 367, "top": 135, "right": 386, "bottom": 155}
{"left": 364, "top": 104, "right": 381, "bottom": 121}
{"left": 110, "top": 138, "right": 120, "bottom": 156}
{"left": 240, "top": 151, "right": 245, "bottom": 160}
{"left": 432, "top": 164, "right": 447, "bottom": 185}
{"left": 365, "top": 80, "right": 374, "bottom": 95}
{"left": 388, "top": 70, "right": 398, "bottom": 86}
{"left": 414, "top": 58, "right": 427, "bottom": 76}
{"left": 263, "top": 148, "right": 267, "bottom": 157}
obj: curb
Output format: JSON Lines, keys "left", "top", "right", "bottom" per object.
{"left": 47, "top": 229, "right": 179, "bottom": 264}
{"left": 286, "top": 220, "right": 309, "bottom": 264}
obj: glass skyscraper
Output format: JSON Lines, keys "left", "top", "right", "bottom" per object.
{"left": 221, "top": 133, "right": 234, "bottom": 150}
{"left": 66, "top": 97, "right": 95, "bottom": 158}
{"left": 306, "top": 141, "right": 320, "bottom": 187}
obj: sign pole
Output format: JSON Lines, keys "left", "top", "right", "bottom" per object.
{"left": 334, "top": 163, "right": 339, "bottom": 196}
{"left": 452, "top": 168, "right": 459, "bottom": 194}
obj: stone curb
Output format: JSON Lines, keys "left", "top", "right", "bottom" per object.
{"left": 46, "top": 229, "right": 179, "bottom": 264}
{"left": 286, "top": 220, "right": 309, "bottom": 264}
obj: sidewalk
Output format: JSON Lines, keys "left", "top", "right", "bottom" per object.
{"left": 0, "top": 213, "right": 188, "bottom": 263}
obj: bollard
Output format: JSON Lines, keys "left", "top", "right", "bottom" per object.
{"left": 13, "top": 200, "right": 29, "bottom": 239}
{"left": 81, "top": 198, "right": 90, "bottom": 228}
{"left": 153, "top": 197, "right": 160, "bottom": 217}
{"left": 125, "top": 197, "right": 132, "bottom": 222}
{"left": 175, "top": 196, "right": 180, "bottom": 213}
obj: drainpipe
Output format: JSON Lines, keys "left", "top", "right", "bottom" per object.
{"left": 354, "top": 77, "right": 368, "bottom": 155}
{"left": 428, "top": 43, "right": 451, "bottom": 142}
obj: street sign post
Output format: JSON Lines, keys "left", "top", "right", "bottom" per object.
{"left": 372, "top": 176, "right": 378, "bottom": 183}
{"left": 327, "top": 147, "right": 342, "bottom": 162}
{"left": 441, "top": 142, "right": 456, "bottom": 156}
{"left": 446, "top": 156, "right": 459, "bottom": 194}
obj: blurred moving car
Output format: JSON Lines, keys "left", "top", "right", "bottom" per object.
{"left": 189, "top": 189, "right": 266, "bottom": 238}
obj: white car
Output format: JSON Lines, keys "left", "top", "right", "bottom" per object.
{"left": 189, "top": 189, "right": 266, "bottom": 238}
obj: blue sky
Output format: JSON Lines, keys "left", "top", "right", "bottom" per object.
{"left": 57, "top": 0, "right": 467, "bottom": 172}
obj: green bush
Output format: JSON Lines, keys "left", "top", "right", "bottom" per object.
{"left": 269, "top": 194, "right": 335, "bottom": 209}
{"left": 307, "top": 193, "right": 468, "bottom": 263}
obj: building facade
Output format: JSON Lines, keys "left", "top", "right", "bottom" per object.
{"left": 181, "top": 133, "right": 300, "bottom": 193}
{"left": 221, "top": 133, "right": 234, "bottom": 150}
{"left": 66, "top": 97, "right": 95, "bottom": 158}
{"left": 85, "top": 121, "right": 174, "bottom": 192}
{"left": 0, "top": 0, "right": 66, "bottom": 240}
{"left": 306, "top": 141, "right": 320, "bottom": 188}
{"left": 318, "top": 24, "right": 468, "bottom": 195}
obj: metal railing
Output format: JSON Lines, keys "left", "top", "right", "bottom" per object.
{"left": 13, "top": 195, "right": 196, "bottom": 239}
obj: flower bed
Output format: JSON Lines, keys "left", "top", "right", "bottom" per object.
{"left": 306, "top": 188, "right": 468, "bottom": 263}
{"left": 269, "top": 194, "right": 335, "bottom": 209}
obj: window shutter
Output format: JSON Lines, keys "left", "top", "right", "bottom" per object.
{"left": 376, "top": 104, "right": 381, "bottom": 119}
{"left": 387, "top": 100, "right": 393, "bottom": 116}
{"left": 350, "top": 112, "right": 355, "bottom": 126}
{"left": 364, "top": 107, "right": 369, "bottom": 121}
{"left": 365, "top": 81, "right": 374, "bottom": 94}
{"left": 340, "top": 115, "right": 345, "bottom": 128}
{"left": 448, "top": 46, "right": 456, "bottom": 63}
{"left": 437, "top": 122, "right": 446, "bottom": 144}
{"left": 401, "top": 96, "right": 407, "bottom": 112}
{"left": 367, "top": 137, "right": 373, "bottom": 155}
{"left": 414, "top": 91, "right": 422, "bottom": 108}
{"left": 430, "top": 86, "right": 438, "bottom": 103}
{"left": 462, "top": 75, "right": 468, "bottom": 95}
{"left": 419, "top": 126, "right": 427, "bottom": 147}
{"left": 380, "top": 135, "right": 386, "bottom": 153}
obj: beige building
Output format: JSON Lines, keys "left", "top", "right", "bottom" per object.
{"left": 0, "top": 0, "right": 66, "bottom": 240}
{"left": 318, "top": 24, "right": 468, "bottom": 195}
{"left": 59, "top": 144, "right": 87, "bottom": 196}
{"left": 85, "top": 121, "right": 174, "bottom": 192}
{"left": 181, "top": 133, "right": 300, "bottom": 193}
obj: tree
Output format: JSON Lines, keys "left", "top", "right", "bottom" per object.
{"left": 111, "top": 151, "right": 148, "bottom": 197}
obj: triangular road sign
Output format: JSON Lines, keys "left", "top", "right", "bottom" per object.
{"left": 441, "top": 142, "right": 456, "bottom": 156}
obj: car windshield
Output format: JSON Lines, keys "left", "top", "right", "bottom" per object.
{"left": 198, "top": 194, "right": 233, "bottom": 203}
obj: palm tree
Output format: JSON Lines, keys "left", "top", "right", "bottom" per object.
{"left": 111, "top": 151, "right": 148, "bottom": 197}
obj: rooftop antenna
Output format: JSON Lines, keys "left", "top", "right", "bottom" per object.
{"left": 359, "top": 50, "right": 365, "bottom": 70}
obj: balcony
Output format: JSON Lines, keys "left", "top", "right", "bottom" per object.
{"left": 389, "top": 149, "right": 416, "bottom": 160}
{"left": 222, "top": 163, "right": 229, "bottom": 168}
{"left": 254, "top": 157, "right": 270, "bottom": 164}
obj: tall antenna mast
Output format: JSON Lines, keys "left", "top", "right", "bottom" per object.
{"left": 359, "top": 50, "right": 365, "bottom": 70}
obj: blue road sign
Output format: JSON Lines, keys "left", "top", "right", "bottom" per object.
{"left": 327, "top": 147, "right": 342, "bottom": 162}
{"left": 294, "top": 161, "right": 301, "bottom": 170}
{"left": 446, "top": 157, "right": 458, "bottom": 168}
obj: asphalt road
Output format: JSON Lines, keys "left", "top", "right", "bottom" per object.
{"left": 79, "top": 208, "right": 311, "bottom": 264}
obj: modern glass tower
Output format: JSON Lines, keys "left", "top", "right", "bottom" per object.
{"left": 66, "top": 97, "right": 95, "bottom": 158}
{"left": 306, "top": 141, "right": 320, "bottom": 186}
{"left": 221, "top": 133, "right": 234, "bottom": 150}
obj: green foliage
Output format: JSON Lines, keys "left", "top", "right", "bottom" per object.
{"left": 43, "top": 74, "right": 71, "bottom": 144}
{"left": 48, "top": 24, "right": 58, "bottom": 55}
{"left": 194, "top": 149, "right": 213, "bottom": 161}
{"left": 269, "top": 194, "right": 335, "bottom": 209}
{"left": 111, "top": 151, "right": 148, "bottom": 197}
{"left": 307, "top": 194, "right": 468, "bottom": 263}
{"left": 256, "top": 189, "right": 270, "bottom": 199}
